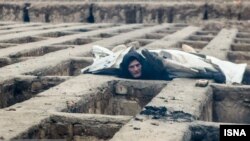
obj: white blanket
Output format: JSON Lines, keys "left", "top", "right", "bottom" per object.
{"left": 82, "top": 45, "right": 247, "bottom": 84}
{"left": 207, "top": 56, "right": 247, "bottom": 84}
{"left": 81, "top": 45, "right": 133, "bottom": 73}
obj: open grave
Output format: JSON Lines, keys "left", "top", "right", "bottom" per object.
{"left": 0, "top": 1, "right": 250, "bottom": 140}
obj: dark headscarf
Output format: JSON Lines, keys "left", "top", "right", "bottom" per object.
{"left": 119, "top": 51, "right": 153, "bottom": 79}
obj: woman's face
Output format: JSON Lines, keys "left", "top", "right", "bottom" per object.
{"left": 128, "top": 59, "right": 142, "bottom": 78}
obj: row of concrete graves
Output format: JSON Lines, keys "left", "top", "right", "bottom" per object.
{"left": 0, "top": 21, "right": 249, "bottom": 141}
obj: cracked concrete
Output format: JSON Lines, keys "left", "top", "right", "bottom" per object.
{"left": 0, "top": 19, "right": 249, "bottom": 141}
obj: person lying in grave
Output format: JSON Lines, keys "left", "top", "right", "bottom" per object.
{"left": 81, "top": 44, "right": 250, "bottom": 84}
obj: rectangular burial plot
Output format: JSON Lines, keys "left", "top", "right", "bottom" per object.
{"left": 177, "top": 40, "right": 208, "bottom": 50}
{"left": 127, "top": 39, "right": 156, "bottom": 47}
{"left": 64, "top": 80, "right": 167, "bottom": 116}
{"left": 25, "top": 58, "right": 93, "bottom": 76}
{"left": 0, "top": 57, "right": 37, "bottom": 69}
{"left": 69, "top": 25, "right": 114, "bottom": 33}
{"left": 234, "top": 38, "right": 250, "bottom": 44}
{"left": 189, "top": 123, "right": 219, "bottom": 141}
{"left": 0, "top": 57, "right": 35, "bottom": 68}
{"left": 173, "top": 23, "right": 188, "bottom": 28}
{"left": 0, "top": 36, "right": 46, "bottom": 44}
{"left": 236, "top": 32, "right": 250, "bottom": 39}
{"left": 227, "top": 51, "right": 250, "bottom": 64}
{"left": 38, "top": 31, "right": 76, "bottom": 38}
{"left": 201, "top": 85, "right": 250, "bottom": 124}
{"left": 17, "top": 114, "right": 130, "bottom": 141}
{"left": 0, "top": 76, "right": 68, "bottom": 108}
{"left": 0, "top": 43, "right": 17, "bottom": 49}
{"left": 188, "top": 35, "right": 214, "bottom": 42}
{"left": 0, "top": 45, "right": 71, "bottom": 68}
{"left": 0, "top": 57, "right": 14, "bottom": 68}
{"left": 195, "top": 31, "right": 218, "bottom": 36}
{"left": 58, "top": 38, "right": 101, "bottom": 45}
{"left": 155, "top": 29, "right": 177, "bottom": 34}
{"left": 70, "top": 28, "right": 93, "bottom": 33}
{"left": 143, "top": 33, "right": 165, "bottom": 40}
{"left": 155, "top": 27, "right": 179, "bottom": 34}
{"left": 231, "top": 43, "right": 250, "bottom": 51}
{"left": 113, "top": 28, "right": 134, "bottom": 34}
{"left": 9, "top": 45, "right": 72, "bottom": 58}
{"left": 93, "top": 33, "right": 118, "bottom": 38}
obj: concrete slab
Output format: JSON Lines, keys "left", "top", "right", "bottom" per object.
{"left": 201, "top": 28, "right": 238, "bottom": 60}
{"left": 0, "top": 21, "right": 248, "bottom": 141}
{"left": 143, "top": 26, "right": 201, "bottom": 49}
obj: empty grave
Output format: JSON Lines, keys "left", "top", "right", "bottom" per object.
{"left": 178, "top": 40, "right": 208, "bottom": 50}
{"left": 189, "top": 123, "right": 219, "bottom": 141}
{"left": 201, "top": 84, "right": 250, "bottom": 124}
{"left": 0, "top": 57, "right": 16, "bottom": 68}
{"left": 142, "top": 33, "right": 165, "bottom": 40}
{"left": 64, "top": 80, "right": 167, "bottom": 116}
{"left": 175, "top": 30, "right": 218, "bottom": 50}
{"left": 0, "top": 76, "right": 69, "bottom": 108}
{"left": 71, "top": 28, "right": 93, "bottom": 33}
{"left": 173, "top": 23, "right": 188, "bottom": 27}
{"left": 68, "top": 24, "right": 119, "bottom": 33}
{"left": 16, "top": 114, "right": 131, "bottom": 141}
{"left": 39, "top": 31, "right": 76, "bottom": 38}
{"left": 112, "top": 28, "right": 135, "bottom": 34}
{"left": 231, "top": 43, "right": 250, "bottom": 51}
{"left": 236, "top": 32, "right": 250, "bottom": 39}
{"left": 155, "top": 28, "right": 178, "bottom": 34}
{"left": 25, "top": 58, "right": 93, "bottom": 76}
{"left": 189, "top": 30, "right": 217, "bottom": 41}
{"left": 0, "top": 57, "right": 34, "bottom": 68}
{"left": 0, "top": 45, "right": 72, "bottom": 68}
{"left": 0, "top": 36, "right": 46, "bottom": 44}
{"left": 233, "top": 32, "right": 250, "bottom": 50}
{"left": 195, "top": 31, "right": 218, "bottom": 36}
{"left": 94, "top": 33, "right": 118, "bottom": 38}
{"left": 0, "top": 43, "right": 17, "bottom": 49}
{"left": 58, "top": 38, "right": 102, "bottom": 45}
{"left": 8, "top": 45, "right": 73, "bottom": 58}
{"left": 127, "top": 39, "right": 155, "bottom": 47}
{"left": 234, "top": 38, "right": 250, "bottom": 44}
{"left": 227, "top": 51, "right": 250, "bottom": 64}
{"left": 188, "top": 35, "right": 214, "bottom": 42}
{"left": 190, "top": 84, "right": 250, "bottom": 141}
{"left": 92, "top": 25, "right": 133, "bottom": 38}
{"left": 231, "top": 34, "right": 250, "bottom": 64}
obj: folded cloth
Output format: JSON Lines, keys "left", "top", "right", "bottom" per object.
{"left": 81, "top": 45, "right": 133, "bottom": 74}
{"left": 206, "top": 56, "right": 247, "bottom": 84}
